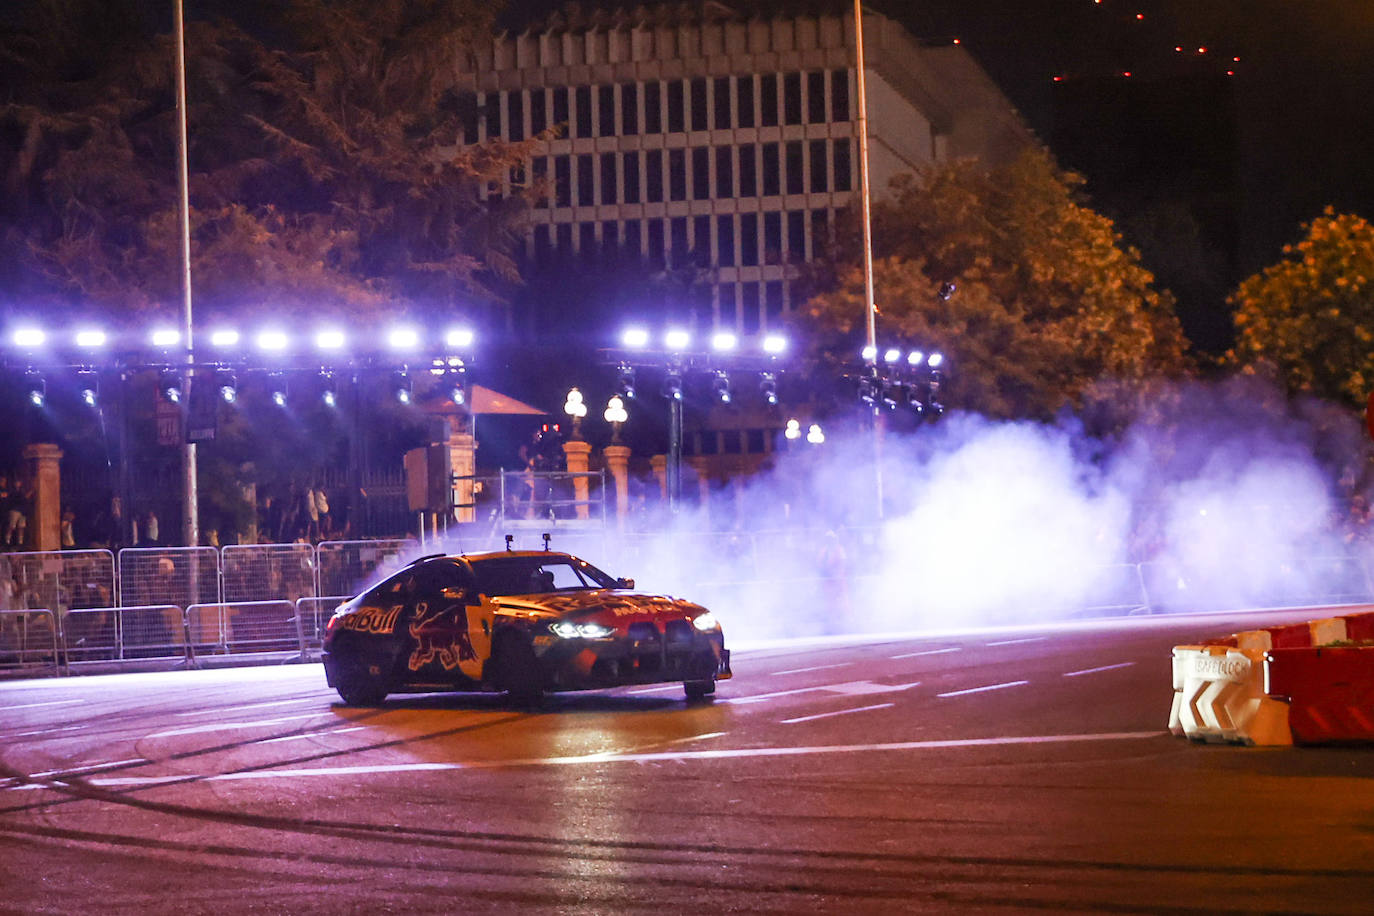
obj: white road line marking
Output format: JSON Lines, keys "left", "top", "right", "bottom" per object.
{"left": 624, "top": 684, "right": 684, "bottom": 694}
{"left": 782, "top": 703, "right": 894, "bottom": 724}
{"left": 3, "top": 699, "right": 85, "bottom": 711}
{"left": 1063, "top": 661, "right": 1137, "bottom": 678}
{"left": 257, "top": 726, "right": 366, "bottom": 745}
{"left": 771, "top": 663, "right": 850, "bottom": 676}
{"left": 9, "top": 725, "right": 85, "bottom": 737}
{"left": 726, "top": 680, "right": 918, "bottom": 704}
{"left": 986, "top": 637, "right": 1047, "bottom": 647}
{"left": 148, "top": 712, "right": 324, "bottom": 739}
{"left": 937, "top": 680, "right": 1030, "bottom": 698}
{"left": 890, "top": 647, "right": 961, "bottom": 659}
{"left": 29, "top": 758, "right": 149, "bottom": 779}
{"left": 723, "top": 685, "right": 828, "bottom": 704}
{"left": 53, "top": 731, "right": 1160, "bottom": 786}
{"left": 176, "top": 698, "right": 316, "bottom": 717}
{"left": 663, "top": 731, "right": 726, "bottom": 745}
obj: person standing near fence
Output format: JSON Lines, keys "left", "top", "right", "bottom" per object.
{"left": 313, "top": 485, "right": 330, "bottom": 540}
{"left": 3, "top": 476, "right": 28, "bottom": 548}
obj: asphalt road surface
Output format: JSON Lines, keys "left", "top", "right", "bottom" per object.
{"left": 2, "top": 607, "right": 1372, "bottom": 913}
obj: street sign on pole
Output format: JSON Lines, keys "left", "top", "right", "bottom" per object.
{"left": 155, "top": 390, "right": 181, "bottom": 447}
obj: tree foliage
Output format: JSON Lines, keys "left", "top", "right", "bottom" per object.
{"left": 0, "top": 0, "right": 531, "bottom": 328}
{"left": 1227, "top": 207, "right": 1374, "bottom": 408}
{"left": 802, "top": 149, "right": 1189, "bottom": 420}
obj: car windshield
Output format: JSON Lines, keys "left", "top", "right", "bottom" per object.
{"left": 468, "top": 556, "right": 618, "bottom": 595}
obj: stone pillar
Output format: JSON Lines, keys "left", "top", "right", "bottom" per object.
{"left": 22, "top": 443, "right": 63, "bottom": 552}
{"left": 603, "top": 444, "right": 631, "bottom": 528}
{"left": 447, "top": 426, "right": 477, "bottom": 523}
{"left": 562, "top": 439, "right": 593, "bottom": 520}
{"left": 684, "top": 457, "right": 713, "bottom": 523}
{"left": 651, "top": 455, "right": 667, "bottom": 500}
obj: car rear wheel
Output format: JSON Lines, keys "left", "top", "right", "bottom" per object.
{"left": 684, "top": 679, "right": 716, "bottom": 701}
{"left": 493, "top": 632, "right": 544, "bottom": 707}
{"left": 336, "top": 678, "right": 388, "bottom": 707}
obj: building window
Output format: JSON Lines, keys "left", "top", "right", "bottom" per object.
{"left": 762, "top": 143, "right": 780, "bottom": 196}
{"left": 577, "top": 152, "right": 594, "bottom": 205}
{"left": 742, "top": 281, "right": 760, "bottom": 334}
{"left": 740, "top": 213, "right": 758, "bottom": 267}
{"left": 760, "top": 73, "right": 778, "bottom": 127}
{"left": 713, "top": 76, "right": 731, "bottom": 130}
{"left": 579, "top": 222, "right": 597, "bottom": 257}
{"left": 831, "top": 68, "right": 850, "bottom": 122}
{"left": 602, "top": 220, "right": 619, "bottom": 256}
{"left": 556, "top": 222, "right": 572, "bottom": 255}
{"left": 807, "top": 71, "right": 826, "bottom": 123}
{"left": 783, "top": 72, "right": 802, "bottom": 125}
{"left": 459, "top": 91, "right": 478, "bottom": 144}
{"left": 669, "top": 149, "right": 687, "bottom": 200}
{"left": 811, "top": 208, "right": 830, "bottom": 251}
{"left": 833, "top": 139, "right": 852, "bottom": 192}
{"left": 575, "top": 86, "right": 593, "bottom": 138}
{"left": 555, "top": 155, "right": 571, "bottom": 208}
{"left": 553, "top": 87, "right": 570, "bottom": 131}
{"left": 719, "top": 282, "right": 737, "bottom": 329}
{"left": 763, "top": 210, "right": 781, "bottom": 262}
{"left": 693, "top": 215, "right": 710, "bottom": 264}
{"left": 765, "top": 280, "right": 784, "bottom": 325}
{"left": 738, "top": 145, "right": 757, "bottom": 197}
{"left": 620, "top": 82, "right": 638, "bottom": 135}
{"left": 787, "top": 210, "right": 805, "bottom": 259}
{"left": 508, "top": 91, "right": 525, "bottom": 141}
{"left": 530, "top": 89, "right": 547, "bottom": 136}
{"left": 624, "top": 219, "right": 642, "bottom": 258}
{"left": 644, "top": 81, "right": 662, "bottom": 133}
{"left": 692, "top": 147, "right": 710, "bottom": 200}
{"left": 601, "top": 152, "right": 617, "bottom": 204}
{"left": 785, "top": 141, "right": 804, "bottom": 195}
{"left": 736, "top": 75, "right": 755, "bottom": 128}
{"left": 690, "top": 77, "right": 708, "bottom": 132}
{"left": 484, "top": 92, "right": 501, "bottom": 139}
{"left": 809, "top": 139, "right": 828, "bottom": 193}
{"left": 623, "top": 151, "right": 641, "bottom": 204}
{"left": 667, "top": 80, "right": 685, "bottom": 133}
{"left": 670, "top": 216, "right": 690, "bottom": 267}
{"left": 647, "top": 219, "right": 665, "bottom": 268}
{"left": 715, "top": 146, "right": 733, "bottom": 197}
{"left": 532, "top": 156, "right": 549, "bottom": 207}
{"left": 717, "top": 214, "right": 735, "bottom": 267}
{"left": 598, "top": 85, "right": 615, "bottom": 136}
{"left": 647, "top": 150, "right": 664, "bottom": 202}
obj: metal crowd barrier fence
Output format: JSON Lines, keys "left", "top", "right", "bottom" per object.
{"left": 61, "top": 605, "right": 189, "bottom": 664}
{"left": 187, "top": 601, "right": 302, "bottom": 657}
{"left": 118, "top": 547, "right": 220, "bottom": 610}
{"left": 317, "top": 540, "right": 413, "bottom": 598}
{"left": 295, "top": 596, "right": 351, "bottom": 659}
{"left": 222, "top": 543, "right": 317, "bottom": 605}
{"left": 0, "top": 608, "right": 61, "bottom": 670}
{"left": 0, "top": 549, "right": 116, "bottom": 615}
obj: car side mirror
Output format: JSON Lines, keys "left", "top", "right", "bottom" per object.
{"left": 616, "top": 577, "right": 634, "bottom": 590}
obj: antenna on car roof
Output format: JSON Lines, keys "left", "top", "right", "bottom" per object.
{"left": 542, "top": 532, "right": 551, "bottom": 551}
{"left": 504, "top": 534, "right": 514, "bottom": 551}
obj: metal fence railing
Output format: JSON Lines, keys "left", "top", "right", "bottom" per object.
{"left": 188, "top": 600, "right": 302, "bottom": 656}
{"left": 0, "top": 550, "right": 116, "bottom": 615}
{"left": 295, "top": 596, "right": 351, "bottom": 659}
{"left": 317, "top": 540, "right": 413, "bottom": 598}
{"left": 222, "top": 543, "right": 317, "bottom": 605}
{"left": 0, "top": 608, "right": 61, "bottom": 669}
{"left": 118, "top": 547, "right": 219, "bottom": 610}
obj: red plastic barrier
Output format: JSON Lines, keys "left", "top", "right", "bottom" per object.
{"left": 1266, "top": 623, "right": 1314, "bottom": 649}
{"left": 1343, "top": 612, "right": 1374, "bottom": 642}
{"left": 1265, "top": 647, "right": 1374, "bottom": 743}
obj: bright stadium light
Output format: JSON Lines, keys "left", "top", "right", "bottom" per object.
{"left": 762, "top": 334, "right": 788, "bottom": 355}
{"left": 785, "top": 418, "right": 801, "bottom": 440}
{"left": 74, "top": 329, "right": 107, "bottom": 348}
{"left": 151, "top": 328, "right": 181, "bottom": 349}
{"left": 860, "top": 344, "right": 877, "bottom": 361}
{"left": 209, "top": 328, "right": 241, "bottom": 348}
{"left": 883, "top": 347, "right": 901, "bottom": 364}
{"left": 664, "top": 329, "right": 690, "bottom": 351}
{"left": 387, "top": 326, "right": 419, "bottom": 350}
{"left": 807, "top": 423, "right": 825, "bottom": 445}
{"left": 314, "top": 328, "right": 346, "bottom": 351}
{"left": 256, "top": 329, "right": 289, "bottom": 352}
{"left": 711, "top": 332, "right": 738, "bottom": 352}
{"left": 908, "top": 350, "right": 925, "bottom": 366}
{"left": 445, "top": 327, "right": 474, "bottom": 349}
{"left": 928, "top": 352, "right": 945, "bottom": 368}
{"left": 13, "top": 328, "right": 46, "bottom": 348}
{"left": 621, "top": 327, "right": 650, "bottom": 348}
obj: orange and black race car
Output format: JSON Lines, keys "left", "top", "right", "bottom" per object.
{"left": 322, "top": 547, "right": 730, "bottom": 706}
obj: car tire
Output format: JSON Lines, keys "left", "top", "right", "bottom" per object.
{"left": 336, "top": 678, "right": 388, "bottom": 707}
{"left": 684, "top": 679, "right": 716, "bottom": 701}
{"left": 493, "top": 632, "right": 544, "bottom": 707}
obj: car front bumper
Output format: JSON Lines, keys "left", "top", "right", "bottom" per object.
{"left": 531, "top": 627, "right": 731, "bottom": 690}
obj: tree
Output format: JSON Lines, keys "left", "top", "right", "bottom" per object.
{"left": 802, "top": 149, "right": 1190, "bottom": 420}
{"left": 1227, "top": 207, "right": 1374, "bottom": 409}
{"left": 0, "top": 0, "right": 533, "bottom": 328}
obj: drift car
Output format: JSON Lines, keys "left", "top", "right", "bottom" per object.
{"left": 322, "top": 548, "right": 730, "bottom": 706}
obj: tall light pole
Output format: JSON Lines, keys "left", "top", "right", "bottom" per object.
{"left": 854, "top": 0, "right": 884, "bottom": 518}
{"left": 174, "top": 0, "right": 199, "bottom": 547}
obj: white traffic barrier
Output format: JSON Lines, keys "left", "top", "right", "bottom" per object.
{"left": 1168, "top": 644, "right": 1291, "bottom": 745}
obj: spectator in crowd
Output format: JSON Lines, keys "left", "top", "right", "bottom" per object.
{"left": 144, "top": 511, "right": 160, "bottom": 547}
{"left": 313, "top": 484, "right": 331, "bottom": 540}
{"left": 60, "top": 508, "right": 76, "bottom": 548}
{"left": 3, "top": 476, "right": 28, "bottom": 548}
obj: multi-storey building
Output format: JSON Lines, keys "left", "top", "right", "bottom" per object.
{"left": 456, "top": 1, "right": 1033, "bottom": 341}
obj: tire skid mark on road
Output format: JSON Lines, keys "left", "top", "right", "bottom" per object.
{"left": 1063, "top": 662, "right": 1136, "bottom": 678}
{"left": 936, "top": 680, "right": 1030, "bottom": 698}
{"left": 148, "top": 711, "right": 327, "bottom": 739}
{"left": 175, "top": 697, "right": 321, "bottom": 717}
{"left": 782, "top": 703, "right": 894, "bottom": 724}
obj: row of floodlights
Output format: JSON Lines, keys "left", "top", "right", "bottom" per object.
{"left": 861, "top": 345, "right": 945, "bottom": 368}
{"left": 619, "top": 328, "right": 788, "bottom": 355}
{"left": 8, "top": 326, "right": 476, "bottom": 354}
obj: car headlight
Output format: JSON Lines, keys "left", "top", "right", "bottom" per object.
{"left": 691, "top": 612, "right": 720, "bottom": 632}
{"left": 550, "top": 621, "right": 616, "bottom": 639}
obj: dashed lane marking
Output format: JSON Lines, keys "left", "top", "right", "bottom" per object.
{"left": 725, "top": 680, "right": 919, "bottom": 704}
{"left": 3, "top": 699, "right": 86, "bottom": 711}
{"left": 890, "top": 647, "right": 961, "bottom": 659}
{"left": 21, "top": 731, "right": 1160, "bottom": 787}
{"left": 782, "top": 703, "right": 895, "bottom": 724}
{"left": 1064, "top": 662, "right": 1137, "bottom": 678}
{"left": 770, "top": 663, "right": 850, "bottom": 676}
{"left": 986, "top": 637, "right": 1047, "bottom": 647}
{"left": 9, "top": 725, "right": 85, "bottom": 738}
{"left": 937, "top": 680, "right": 1030, "bottom": 698}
